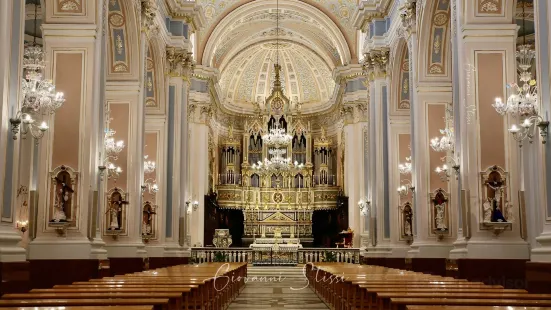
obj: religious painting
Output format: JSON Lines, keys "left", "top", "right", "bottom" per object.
{"left": 105, "top": 187, "right": 128, "bottom": 236}
{"left": 49, "top": 165, "right": 79, "bottom": 226}
{"left": 142, "top": 201, "right": 157, "bottom": 240}
{"left": 430, "top": 188, "right": 450, "bottom": 236}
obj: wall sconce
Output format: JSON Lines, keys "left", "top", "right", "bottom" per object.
{"left": 16, "top": 220, "right": 28, "bottom": 233}
{"left": 397, "top": 181, "right": 414, "bottom": 197}
{"left": 435, "top": 156, "right": 460, "bottom": 182}
{"left": 185, "top": 200, "right": 199, "bottom": 214}
{"left": 358, "top": 198, "right": 370, "bottom": 215}
{"left": 142, "top": 179, "right": 159, "bottom": 194}
{"left": 508, "top": 116, "right": 549, "bottom": 147}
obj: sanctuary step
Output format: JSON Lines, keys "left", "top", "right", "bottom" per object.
{"left": 247, "top": 265, "right": 307, "bottom": 279}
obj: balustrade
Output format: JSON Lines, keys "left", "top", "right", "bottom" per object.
{"left": 190, "top": 247, "right": 360, "bottom": 264}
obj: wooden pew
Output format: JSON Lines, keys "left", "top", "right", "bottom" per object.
{"left": 2, "top": 292, "right": 183, "bottom": 310}
{"left": 377, "top": 292, "right": 551, "bottom": 310}
{"left": 391, "top": 298, "right": 551, "bottom": 310}
{"left": 405, "top": 306, "right": 551, "bottom": 310}
{"left": 0, "top": 299, "right": 170, "bottom": 310}
{"left": 0, "top": 307, "right": 154, "bottom": 310}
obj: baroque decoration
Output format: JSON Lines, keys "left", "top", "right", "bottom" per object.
{"left": 108, "top": 0, "right": 131, "bottom": 74}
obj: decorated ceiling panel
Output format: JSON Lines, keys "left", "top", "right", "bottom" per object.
{"left": 108, "top": 0, "right": 130, "bottom": 74}
{"left": 427, "top": 0, "right": 451, "bottom": 76}
{"left": 398, "top": 45, "right": 410, "bottom": 110}
{"left": 219, "top": 42, "right": 334, "bottom": 108}
{"left": 203, "top": 0, "right": 349, "bottom": 114}
{"left": 197, "top": 0, "right": 356, "bottom": 59}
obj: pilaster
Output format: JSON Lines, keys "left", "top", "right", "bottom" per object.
{"left": 0, "top": 0, "right": 27, "bottom": 263}
{"left": 29, "top": 0, "right": 100, "bottom": 259}
{"left": 449, "top": 2, "right": 528, "bottom": 259}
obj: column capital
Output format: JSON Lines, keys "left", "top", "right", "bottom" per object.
{"left": 188, "top": 101, "right": 212, "bottom": 125}
{"left": 139, "top": 0, "right": 159, "bottom": 33}
{"left": 362, "top": 48, "right": 391, "bottom": 81}
{"left": 399, "top": 0, "right": 419, "bottom": 37}
{"left": 166, "top": 48, "right": 195, "bottom": 81}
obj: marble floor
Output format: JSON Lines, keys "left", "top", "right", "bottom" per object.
{"left": 227, "top": 266, "right": 329, "bottom": 310}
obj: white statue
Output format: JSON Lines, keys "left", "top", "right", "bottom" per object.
{"left": 435, "top": 203, "right": 447, "bottom": 230}
{"left": 483, "top": 199, "right": 492, "bottom": 223}
{"left": 107, "top": 202, "right": 120, "bottom": 230}
{"left": 404, "top": 220, "right": 412, "bottom": 236}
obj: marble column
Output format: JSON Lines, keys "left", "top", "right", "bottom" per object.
{"left": 0, "top": 0, "right": 27, "bottom": 263}
{"left": 188, "top": 96, "right": 210, "bottom": 247}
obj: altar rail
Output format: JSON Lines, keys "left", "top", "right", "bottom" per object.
{"left": 190, "top": 247, "right": 360, "bottom": 264}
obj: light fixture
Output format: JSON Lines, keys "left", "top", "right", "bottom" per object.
{"left": 358, "top": 198, "right": 370, "bottom": 215}
{"left": 186, "top": 200, "right": 199, "bottom": 214}
{"left": 397, "top": 180, "right": 414, "bottom": 197}
{"left": 435, "top": 156, "right": 460, "bottom": 182}
{"left": 141, "top": 180, "right": 158, "bottom": 195}
{"left": 398, "top": 157, "right": 412, "bottom": 175}
{"left": 430, "top": 128, "right": 454, "bottom": 153}
{"left": 10, "top": 3, "right": 64, "bottom": 141}
{"left": 492, "top": 1, "right": 549, "bottom": 147}
{"left": 262, "top": 124, "right": 293, "bottom": 147}
{"left": 102, "top": 128, "right": 125, "bottom": 180}
{"left": 144, "top": 155, "right": 156, "bottom": 174}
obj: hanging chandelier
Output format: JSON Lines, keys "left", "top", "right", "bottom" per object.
{"left": 398, "top": 157, "right": 412, "bottom": 175}
{"left": 492, "top": 0, "right": 549, "bottom": 146}
{"left": 251, "top": 149, "right": 304, "bottom": 174}
{"left": 103, "top": 129, "right": 125, "bottom": 179}
{"left": 143, "top": 155, "right": 156, "bottom": 174}
{"left": 262, "top": 124, "right": 293, "bottom": 147}
{"left": 430, "top": 128, "right": 454, "bottom": 153}
{"left": 10, "top": 3, "right": 64, "bottom": 141}
{"left": 492, "top": 45, "right": 537, "bottom": 117}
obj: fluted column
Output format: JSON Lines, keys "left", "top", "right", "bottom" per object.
{"left": 0, "top": 0, "right": 26, "bottom": 262}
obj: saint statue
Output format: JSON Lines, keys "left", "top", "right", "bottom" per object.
{"left": 403, "top": 205, "right": 413, "bottom": 237}
{"left": 52, "top": 174, "right": 74, "bottom": 222}
{"left": 142, "top": 204, "right": 156, "bottom": 236}
{"left": 483, "top": 199, "right": 492, "bottom": 223}
{"left": 435, "top": 203, "right": 447, "bottom": 230}
{"left": 106, "top": 192, "right": 127, "bottom": 231}
{"left": 486, "top": 179, "right": 507, "bottom": 222}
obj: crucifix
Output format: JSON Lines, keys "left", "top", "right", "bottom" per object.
{"left": 52, "top": 174, "right": 74, "bottom": 222}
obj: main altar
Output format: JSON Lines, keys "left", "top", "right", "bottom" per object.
{"left": 213, "top": 62, "right": 341, "bottom": 256}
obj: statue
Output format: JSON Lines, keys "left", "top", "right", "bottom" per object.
{"left": 486, "top": 179, "right": 507, "bottom": 222}
{"left": 402, "top": 204, "right": 413, "bottom": 237}
{"left": 142, "top": 203, "right": 156, "bottom": 236}
{"left": 435, "top": 203, "right": 447, "bottom": 230}
{"left": 52, "top": 174, "right": 74, "bottom": 222}
{"left": 106, "top": 191, "right": 127, "bottom": 231}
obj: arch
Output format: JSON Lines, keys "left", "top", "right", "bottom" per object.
{"left": 390, "top": 40, "right": 411, "bottom": 114}
{"left": 417, "top": 0, "right": 452, "bottom": 81}
{"left": 106, "top": 0, "right": 140, "bottom": 80}
{"left": 201, "top": 0, "right": 351, "bottom": 68}
{"left": 198, "top": 0, "right": 355, "bottom": 64}
{"left": 145, "top": 36, "right": 166, "bottom": 113}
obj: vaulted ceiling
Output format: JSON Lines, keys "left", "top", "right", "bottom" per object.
{"left": 199, "top": 0, "right": 353, "bottom": 114}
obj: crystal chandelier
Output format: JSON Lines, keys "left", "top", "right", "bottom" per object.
{"left": 397, "top": 180, "right": 414, "bottom": 197}
{"left": 144, "top": 155, "right": 156, "bottom": 174}
{"left": 358, "top": 198, "right": 370, "bottom": 215}
{"left": 262, "top": 124, "right": 293, "bottom": 147}
{"left": 430, "top": 128, "right": 454, "bottom": 153}
{"left": 492, "top": 2, "right": 549, "bottom": 146}
{"left": 492, "top": 46, "right": 538, "bottom": 118}
{"left": 102, "top": 129, "right": 125, "bottom": 180}
{"left": 398, "top": 157, "right": 412, "bottom": 175}
{"left": 10, "top": 4, "right": 64, "bottom": 141}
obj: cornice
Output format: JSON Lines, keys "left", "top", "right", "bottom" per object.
{"left": 164, "top": 0, "right": 206, "bottom": 32}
